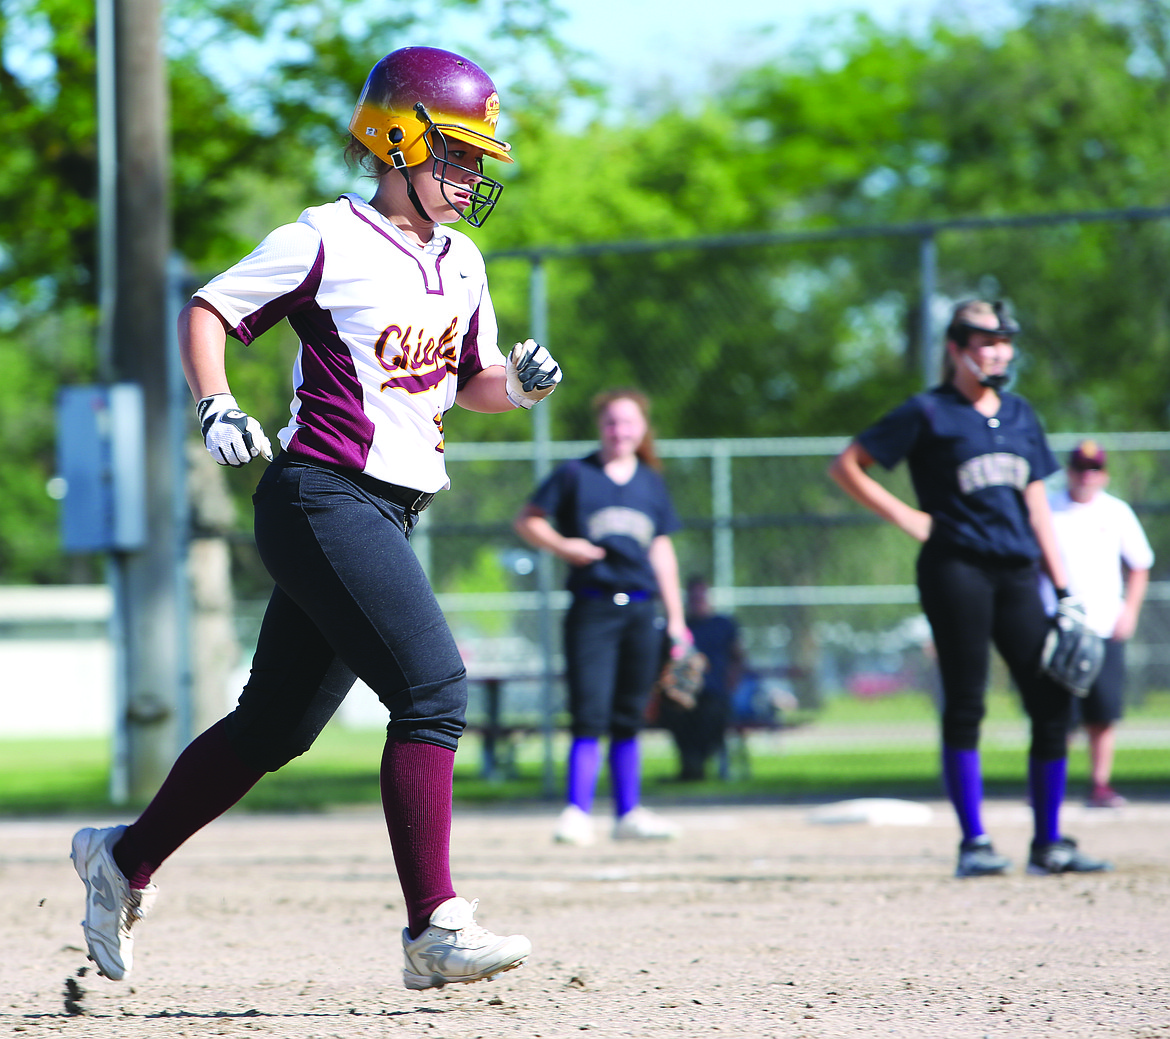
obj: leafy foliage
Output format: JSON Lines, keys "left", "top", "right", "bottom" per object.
{"left": 3, "top": 0, "right": 1170, "bottom": 583}
{"left": 722, "top": 2, "right": 1170, "bottom": 433}
{"left": 0, "top": 0, "right": 570, "bottom": 580}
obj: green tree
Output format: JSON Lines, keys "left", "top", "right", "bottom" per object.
{"left": 726, "top": 1, "right": 1170, "bottom": 433}
{"left": 448, "top": 2, "right": 1170, "bottom": 617}
{"left": 0, "top": 0, "right": 571, "bottom": 582}
{"left": 6, "top": 0, "right": 1170, "bottom": 587}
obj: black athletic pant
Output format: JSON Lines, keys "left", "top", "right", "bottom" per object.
{"left": 224, "top": 457, "right": 468, "bottom": 772}
{"left": 563, "top": 595, "right": 662, "bottom": 741}
{"left": 916, "top": 539, "right": 1071, "bottom": 761}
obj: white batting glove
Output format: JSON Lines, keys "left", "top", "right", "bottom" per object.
{"left": 196, "top": 393, "right": 273, "bottom": 468}
{"left": 505, "top": 339, "right": 562, "bottom": 409}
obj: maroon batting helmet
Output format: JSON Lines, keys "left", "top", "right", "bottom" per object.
{"left": 349, "top": 47, "right": 512, "bottom": 227}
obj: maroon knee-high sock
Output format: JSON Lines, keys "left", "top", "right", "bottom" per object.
{"left": 381, "top": 740, "right": 458, "bottom": 939}
{"left": 113, "top": 718, "right": 265, "bottom": 889}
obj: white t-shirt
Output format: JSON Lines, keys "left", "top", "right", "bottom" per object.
{"left": 1041, "top": 487, "right": 1155, "bottom": 637}
{"left": 195, "top": 194, "right": 507, "bottom": 492}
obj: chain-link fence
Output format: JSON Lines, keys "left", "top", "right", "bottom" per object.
{"left": 228, "top": 207, "right": 1170, "bottom": 789}
{"left": 226, "top": 433, "right": 1170, "bottom": 790}
{"left": 418, "top": 431, "right": 1170, "bottom": 680}
{"left": 480, "top": 205, "right": 1170, "bottom": 445}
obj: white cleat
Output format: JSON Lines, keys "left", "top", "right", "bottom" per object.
{"left": 70, "top": 825, "right": 158, "bottom": 980}
{"left": 552, "top": 805, "right": 595, "bottom": 846}
{"left": 613, "top": 806, "right": 680, "bottom": 841}
{"left": 402, "top": 897, "right": 531, "bottom": 991}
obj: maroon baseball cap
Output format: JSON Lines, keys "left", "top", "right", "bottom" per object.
{"left": 1069, "top": 440, "right": 1107, "bottom": 471}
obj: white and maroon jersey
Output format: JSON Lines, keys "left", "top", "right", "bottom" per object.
{"left": 194, "top": 193, "right": 507, "bottom": 492}
{"left": 1041, "top": 487, "right": 1155, "bottom": 637}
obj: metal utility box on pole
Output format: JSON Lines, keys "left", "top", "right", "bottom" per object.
{"left": 93, "top": 0, "right": 189, "bottom": 802}
{"left": 57, "top": 385, "right": 148, "bottom": 554}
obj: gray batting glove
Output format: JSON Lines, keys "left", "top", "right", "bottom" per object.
{"left": 197, "top": 393, "right": 273, "bottom": 467}
{"left": 505, "top": 339, "right": 562, "bottom": 409}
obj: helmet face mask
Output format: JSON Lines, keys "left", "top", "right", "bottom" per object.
{"left": 416, "top": 108, "right": 505, "bottom": 229}
{"left": 945, "top": 299, "right": 1019, "bottom": 390}
{"left": 959, "top": 350, "right": 1013, "bottom": 391}
{"left": 349, "top": 47, "right": 512, "bottom": 227}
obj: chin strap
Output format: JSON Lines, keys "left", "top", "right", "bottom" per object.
{"left": 961, "top": 353, "right": 1011, "bottom": 391}
{"left": 398, "top": 166, "right": 433, "bottom": 223}
{"left": 387, "top": 124, "right": 433, "bottom": 224}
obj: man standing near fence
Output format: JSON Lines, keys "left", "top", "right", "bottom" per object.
{"left": 1041, "top": 440, "right": 1154, "bottom": 808}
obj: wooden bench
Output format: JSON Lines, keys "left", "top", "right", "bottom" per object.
{"left": 466, "top": 672, "right": 793, "bottom": 783}
{"left": 465, "top": 674, "right": 561, "bottom": 781}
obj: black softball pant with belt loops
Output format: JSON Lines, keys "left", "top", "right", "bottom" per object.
{"left": 563, "top": 594, "right": 662, "bottom": 741}
{"left": 916, "top": 539, "right": 1071, "bottom": 761}
{"left": 222, "top": 458, "right": 468, "bottom": 772}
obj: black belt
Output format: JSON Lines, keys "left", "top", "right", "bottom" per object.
{"left": 576, "top": 587, "right": 652, "bottom": 605}
{"left": 374, "top": 482, "right": 436, "bottom": 513}
{"left": 282, "top": 456, "right": 436, "bottom": 513}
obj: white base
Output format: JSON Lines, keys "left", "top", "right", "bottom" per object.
{"left": 806, "top": 798, "right": 934, "bottom": 827}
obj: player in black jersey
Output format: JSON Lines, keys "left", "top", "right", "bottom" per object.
{"left": 515, "top": 388, "right": 689, "bottom": 845}
{"left": 830, "top": 300, "right": 1111, "bottom": 877}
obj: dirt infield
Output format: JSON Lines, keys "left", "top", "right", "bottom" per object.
{"left": 4, "top": 799, "right": 1169, "bottom": 1038}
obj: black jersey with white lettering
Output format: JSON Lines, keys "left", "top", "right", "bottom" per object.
{"left": 528, "top": 452, "right": 682, "bottom": 594}
{"left": 857, "top": 383, "right": 1058, "bottom": 562}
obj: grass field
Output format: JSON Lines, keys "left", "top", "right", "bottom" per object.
{"left": 4, "top": 688, "right": 1169, "bottom": 816}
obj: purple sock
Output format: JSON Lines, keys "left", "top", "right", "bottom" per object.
{"left": 113, "top": 718, "right": 265, "bottom": 889}
{"left": 1028, "top": 756, "right": 1066, "bottom": 845}
{"left": 608, "top": 738, "right": 640, "bottom": 818}
{"left": 941, "top": 746, "right": 985, "bottom": 842}
{"left": 566, "top": 738, "right": 601, "bottom": 813}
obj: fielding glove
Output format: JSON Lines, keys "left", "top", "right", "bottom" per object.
{"left": 656, "top": 646, "right": 708, "bottom": 711}
{"left": 505, "top": 339, "right": 562, "bottom": 409}
{"left": 1040, "top": 595, "right": 1105, "bottom": 697}
{"left": 197, "top": 393, "right": 273, "bottom": 468}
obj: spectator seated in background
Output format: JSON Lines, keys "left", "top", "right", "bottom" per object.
{"left": 729, "top": 668, "right": 789, "bottom": 728}
{"left": 657, "top": 578, "right": 745, "bottom": 781}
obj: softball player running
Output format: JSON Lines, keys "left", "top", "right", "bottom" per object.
{"left": 829, "top": 300, "right": 1111, "bottom": 877}
{"left": 514, "top": 389, "right": 688, "bottom": 846}
{"left": 71, "top": 46, "right": 560, "bottom": 990}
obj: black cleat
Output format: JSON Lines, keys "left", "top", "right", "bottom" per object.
{"left": 1027, "top": 836, "right": 1112, "bottom": 874}
{"left": 955, "top": 835, "right": 1012, "bottom": 878}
